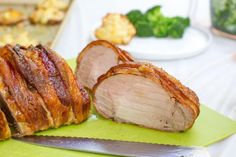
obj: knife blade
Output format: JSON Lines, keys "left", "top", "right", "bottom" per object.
{"left": 14, "top": 135, "right": 210, "bottom": 157}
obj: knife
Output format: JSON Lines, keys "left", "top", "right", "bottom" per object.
{"left": 14, "top": 135, "right": 210, "bottom": 157}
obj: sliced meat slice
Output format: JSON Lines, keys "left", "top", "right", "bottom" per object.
{"left": 0, "top": 45, "right": 53, "bottom": 136}
{"left": 93, "top": 62, "right": 200, "bottom": 132}
{"left": 12, "top": 45, "right": 72, "bottom": 127}
{"left": 35, "top": 45, "right": 90, "bottom": 123}
{"left": 76, "top": 40, "right": 134, "bottom": 90}
{"left": 0, "top": 109, "right": 11, "bottom": 140}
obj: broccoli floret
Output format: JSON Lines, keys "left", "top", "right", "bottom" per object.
{"left": 167, "top": 17, "right": 190, "bottom": 38}
{"left": 135, "top": 20, "right": 153, "bottom": 37}
{"left": 145, "top": 5, "right": 163, "bottom": 22}
{"left": 126, "top": 10, "right": 146, "bottom": 24}
{"left": 173, "top": 16, "right": 190, "bottom": 27}
{"left": 126, "top": 6, "right": 191, "bottom": 39}
{"left": 126, "top": 10, "right": 153, "bottom": 37}
{"left": 168, "top": 25, "right": 185, "bottom": 38}
{"left": 151, "top": 18, "right": 170, "bottom": 37}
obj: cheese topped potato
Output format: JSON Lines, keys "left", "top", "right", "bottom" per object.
{"left": 37, "top": 0, "right": 69, "bottom": 10}
{"left": 30, "top": 8, "right": 65, "bottom": 25}
{"left": 0, "top": 9, "right": 24, "bottom": 25}
{"left": 95, "top": 13, "right": 136, "bottom": 45}
{"left": 30, "top": 0, "right": 68, "bottom": 25}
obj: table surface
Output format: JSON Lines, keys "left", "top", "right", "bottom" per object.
{"left": 53, "top": 0, "right": 236, "bottom": 156}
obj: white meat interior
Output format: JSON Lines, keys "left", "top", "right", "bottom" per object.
{"left": 95, "top": 74, "right": 194, "bottom": 131}
{"left": 77, "top": 45, "right": 118, "bottom": 89}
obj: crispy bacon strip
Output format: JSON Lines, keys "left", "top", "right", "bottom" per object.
{"left": 36, "top": 45, "right": 90, "bottom": 123}
{"left": 0, "top": 45, "right": 53, "bottom": 135}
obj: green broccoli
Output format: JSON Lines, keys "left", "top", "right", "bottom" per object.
{"left": 151, "top": 17, "right": 170, "bottom": 37}
{"left": 167, "top": 17, "right": 190, "bottom": 38}
{"left": 135, "top": 20, "right": 153, "bottom": 37}
{"left": 126, "top": 10, "right": 146, "bottom": 24}
{"left": 145, "top": 5, "right": 163, "bottom": 22}
{"left": 173, "top": 16, "right": 190, "bottom": 27}
{"left": 125, "top": 6, "right": 190, "bottom": 39}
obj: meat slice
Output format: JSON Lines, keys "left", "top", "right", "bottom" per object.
{"left": 12, "top": 45, "right": 90, "bottom": 127}
{"left": 0, "top": 109, "right": 11, "bottom": 140}
{"left": 0, "top": 45, "right": 53, "bottom": 136}
{"left": 93, "top": 62, "right": 200, "bottom": 132}
{"left": 76, "top": 40, "right": 134, "bottom": 90}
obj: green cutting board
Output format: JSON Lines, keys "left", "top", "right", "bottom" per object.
{"left": 0, "top": 58, "right": 236, "bottom": 157}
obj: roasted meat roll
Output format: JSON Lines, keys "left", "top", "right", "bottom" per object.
{"left": 0, "top": 109, "right": 11, "bottom": 140}
{"left": 34, "top": 45, "right": 89, "bottom": 123}
{"left": 0, "top": 45, "right": 53, "bottom": 136}
{"left": 93, "top": 62, "right": 200, "bottom": 132}
{"left": 12, "top": 45, "right": 90, "bottom": 126}
{"left": 76, "top": 40, "right": 134, "bottom": 90}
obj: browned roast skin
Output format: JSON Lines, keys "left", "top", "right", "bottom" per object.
{"left": 0, "top": 109, "right": 11, "bottom": 140}
{"left": 36, "top": 46, "right": 72, "bottom": 107}
{"left": 36, "top": 45, "right": 90, "bottom": 123}
{"left": 76, "top": 40, "right": 134, "bottom": 90}
{"left": 77, "top": 80, "right": 90, "bottom": 119}
{"left": 93, "top": 62, "right": 200, "bottom": 132}
{"left": 0, "top": 46, "right": 53, "bottom": 135}
{"left": 12, "top": 45, "right": 70, "bottom": 127}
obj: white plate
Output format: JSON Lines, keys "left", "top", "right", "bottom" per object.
{"left": 91, "top": 26, "right": 212, "bottom": 60}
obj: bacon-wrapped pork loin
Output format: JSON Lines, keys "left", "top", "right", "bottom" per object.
{"left": 76, "top": 40, "right": 134, "bottom": 90}
{"left": 92, "top": 62, "right": 200, "bottom": 132}
{"left": 0, "top": 44, "right": 90, "bottom": 139}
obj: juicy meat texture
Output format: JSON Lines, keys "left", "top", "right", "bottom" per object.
{"left": 0, "top": 109, "right": 11, "bottom": 140}
{"left": 93, "top": 62, "right": 200, "bottom": 132}
{"left": 0, "top": 46, "right": 53, "bottom": 136}
{"left": 76, "top": 40, "right": 134, "bottom": 90}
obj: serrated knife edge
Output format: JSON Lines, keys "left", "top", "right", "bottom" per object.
{"left": 14, "top": 135, "right": 210, "bottom": 157}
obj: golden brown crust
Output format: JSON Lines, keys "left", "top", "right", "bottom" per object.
{"left": 0, "top": 45, "right": 53, "bottom": 135}
{"left": 0, "top": 9, "right": 25, "bottom": 26}
{"left": 12, "top": 45, "right": 70, "bottom": 128}
{"left": 93, "top": 62, "right": 200, "bottom": 129}
{"left": 0, "top": 44, "right": 90, "bottom": 139}
{"left": 0, "top": 110, "right": 11, "bottom": 140}
{"left": 77, "top": 80, "right": 91, "bottom": 120}
{"left": 37, "top": 45, "right": 90, "bottom": 123}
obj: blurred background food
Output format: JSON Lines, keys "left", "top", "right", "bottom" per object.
{"left": 0, "top": 31, "right": 37, "bottom": 46}
{"left": 0, "top": 0, "right": 70, "bottom": 47}
{"left": 95, "top": 13, "right": 136, "bottom": 45}
{"left": 94, "top": 5, "right": 191, "bottom": 45}
{"left": 211, "top": 0, "right": 236, "bottom": 39}
{"left": 30, "top": 0, "right": 68, "bottom": 25}
{"left": 0, "top": 9, "right": 25, "bottom": 25}
{"left": 37, "top": 0, "right": 68, "bottom": 10}
{"left": 30, "top": 7, "right": 65, "bottom": 24}
{"left": 126, "top": 5, "right": 190, "bottom": 38}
